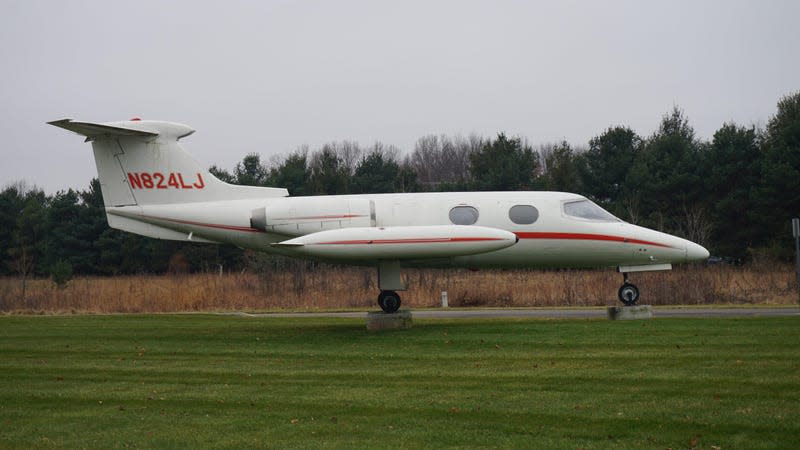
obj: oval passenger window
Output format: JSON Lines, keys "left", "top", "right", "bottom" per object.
{"left": 449, "top": 205, "right": 479, "bottom": 225}
{"left": 509, "top": 205, "right": 539, "bottom": 224}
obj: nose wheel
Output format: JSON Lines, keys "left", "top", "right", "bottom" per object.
{"left": 618, "top": 273, "right": 640, "bottom": 306}
{"left": 378, "top": 290, "right": 401, "bottom": 313}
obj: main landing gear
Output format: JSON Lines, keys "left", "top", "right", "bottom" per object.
{"left": 618, "top": 272, "right": 640, "bottom": 306}
{"left": 377, "top": 261, "right": 405, "bottom": 313}
{"left": 378, "top": 290, "right": 401, "bottom": 313}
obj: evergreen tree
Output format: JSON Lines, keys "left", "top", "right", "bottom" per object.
{"left": 310, "top": 147, "right": 349, "bottom": 195}
{"left": 541, "top": 141, "right": 582, "bottom": 193}
{"left": 395, "top": 162, "right": 420, "bottom": 193}
{"left": 704, "top": 123, "right": 762, "bottom": 257}
{"left": 234, "top": 153, "right": 270, "bottom": 186}
{"left": 0, "top": 184, "right": 28, "bottom": 275}
{"left": 8, "top": 187, "right": 48, "bottom": 301}
{"left": 581, "top": 126, "right": 642, "bottom": 219}
{"left": 756, "top": 91, "right": 800, "bottom": 256}
{"left": 42, "top": 189, "right": 86, "bottom": 273}
{"left": 469, "top": 133, "right": 540, "bottom": 191}
{"left": 351, "top": 151, "right": 400, "bottom": 194}
{"left": 209, "top": 165, "right": 235, "bottom": 183}
{"left": 271, "top": 152, "right": 311, "bottom": 196}
{"left": 629, "top": 106, "right": 705, "bottom": 233}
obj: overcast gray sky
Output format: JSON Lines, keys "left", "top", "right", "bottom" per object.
{"left": 1, "top": 0, "right": 798, "bottom": 193}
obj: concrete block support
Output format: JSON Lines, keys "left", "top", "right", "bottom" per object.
{"left": 607, "top": 305, "right": 654, "bottom": 320}
{"left": 366, "top": 310, "right": 413, "bottom": 331}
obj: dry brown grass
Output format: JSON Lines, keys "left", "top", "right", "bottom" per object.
{"left": 0, "top": 264, "right": 796, "bottom": 313}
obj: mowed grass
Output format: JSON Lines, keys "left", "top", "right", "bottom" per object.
{"left": 0, "top": 315, "right": 798, "bottom": 449}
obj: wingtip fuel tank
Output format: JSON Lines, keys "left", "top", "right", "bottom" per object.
{"left": 273, "top": 225, "right": 518, "bottom": 260}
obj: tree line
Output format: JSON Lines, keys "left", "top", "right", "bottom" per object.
{"left": 2, "top": 91, "right": 799, "bottom": 281}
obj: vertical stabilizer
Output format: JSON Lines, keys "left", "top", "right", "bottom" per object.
{"left": 49, "top": 119, "right": 288, "bottom": 207}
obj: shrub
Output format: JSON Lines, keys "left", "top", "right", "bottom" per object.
{"left": 50, "top": 260, "right": 73, "bottom": 289}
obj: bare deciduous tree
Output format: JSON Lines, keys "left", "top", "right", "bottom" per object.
{"left": 368, "top": 141, "right": 400, "bottom": 162}
{"left": 314, "top": 141, "right": 363, "bottom": 176}
{"left": 408, "top": 133, "right": 482, "bottom": 186}
{"left": 9, "top": 245, "right": 34, "bottom": 305}
{"left": 622, "top": 195, "right": 641, "bottom": 225}
{"left": 678, "top": 204, "right": 712, "bottom": 247}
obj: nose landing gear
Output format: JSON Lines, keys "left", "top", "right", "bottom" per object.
{"left": 618, "top": 272, "right": 640, "bottom": 306}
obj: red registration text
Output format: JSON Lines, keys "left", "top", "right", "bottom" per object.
{"left": 127, "top": 172, "right": 206, "bottom": 190}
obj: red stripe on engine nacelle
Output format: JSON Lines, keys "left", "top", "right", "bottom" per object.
{"left": 514, "top": 232, "right": 674, "bottom": 248}
{"left": 315, "top": 237, "right": 506, "bottom": 245}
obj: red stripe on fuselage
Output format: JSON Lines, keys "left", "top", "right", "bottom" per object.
{"left": 152, "top": 215, "right": 366, "bottom": 232}
{"left": 514, "top": 232, "right": 674, "bottom": 248}
{"left": 132, "top": 215, "right": 673, "bottom": 249}
{"left": 272, "top": 214, "right": 367, "bottom": 221}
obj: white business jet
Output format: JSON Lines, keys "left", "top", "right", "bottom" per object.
{"left": 50, "top": 118, "right": 709, "bottom": 313}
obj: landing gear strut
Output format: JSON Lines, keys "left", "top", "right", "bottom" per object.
{"left": 378, "top": 290, "right": 401, "bottom": 313}
{"left": 618, "top": 272, "right": 640, "bottom": 306}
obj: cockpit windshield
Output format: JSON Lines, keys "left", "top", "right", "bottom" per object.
{"left": 563, "top": 199, "right": 620, "bottom": 222}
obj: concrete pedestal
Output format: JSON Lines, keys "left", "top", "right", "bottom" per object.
{"left": 366, "top": 310, "right": 413, "bottom": 331}
{"left": 607, "top": 305, "right": 654, "bottom": 320}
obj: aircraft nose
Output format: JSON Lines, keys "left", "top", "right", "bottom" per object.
{"left": 685, "top": 241, "right": 710, "bottom": 262}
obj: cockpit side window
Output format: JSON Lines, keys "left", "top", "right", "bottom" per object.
{"left": 563, "top": 199, "right": 620, "bottom": 222}
{"left": 449, "top": 205, "right": 479, "bottom": 225}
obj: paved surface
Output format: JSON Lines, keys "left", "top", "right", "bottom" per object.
{"left": 226, "top": 307, "right": 800, "bottom": 319}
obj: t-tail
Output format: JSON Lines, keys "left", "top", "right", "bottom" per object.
{"left": 49, "top": 118, "right": 287, "bottom": 240}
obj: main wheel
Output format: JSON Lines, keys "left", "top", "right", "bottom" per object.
{"left": 618, "top": 283, "right": 640, "bottom": 306}
{"left": 378, "top": 290, "right": 401, "bottom": 313}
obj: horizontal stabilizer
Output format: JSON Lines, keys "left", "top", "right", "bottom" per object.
{"left": 48, "top": 119, "right": 158, "bottom": 139}
{"left": 617, "top": 263, "right": 672, "bottom": 273}
{"left": 106, "top": 212, "right": 218, "bottom": 243}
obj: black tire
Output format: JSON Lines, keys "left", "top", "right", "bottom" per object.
{"left": 377, "top": 293, "right": 385, "bottom": 311}
{"left": 378, "top": 290, "right": 401, "bottom": 313}
{"left": 618, "top": 283, "right": 640, "bottom": 306}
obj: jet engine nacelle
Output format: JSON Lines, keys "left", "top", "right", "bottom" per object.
{"left": 251, "top": 197, "right": 374, "bottom": 235}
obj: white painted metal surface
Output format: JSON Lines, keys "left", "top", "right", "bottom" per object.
{"left": 50, "top": 118, "right": 711, "bottom": 271}
{"left": 273, "top": 225, "right": 517, "bottom": 259}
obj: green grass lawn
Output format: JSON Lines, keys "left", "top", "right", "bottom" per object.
{"left": 0, "top": 314, "right": 798, "bottom": 449}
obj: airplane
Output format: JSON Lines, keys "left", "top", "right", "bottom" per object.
{"left": 49, "top": 118, "right": 710, "bottom": 313}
